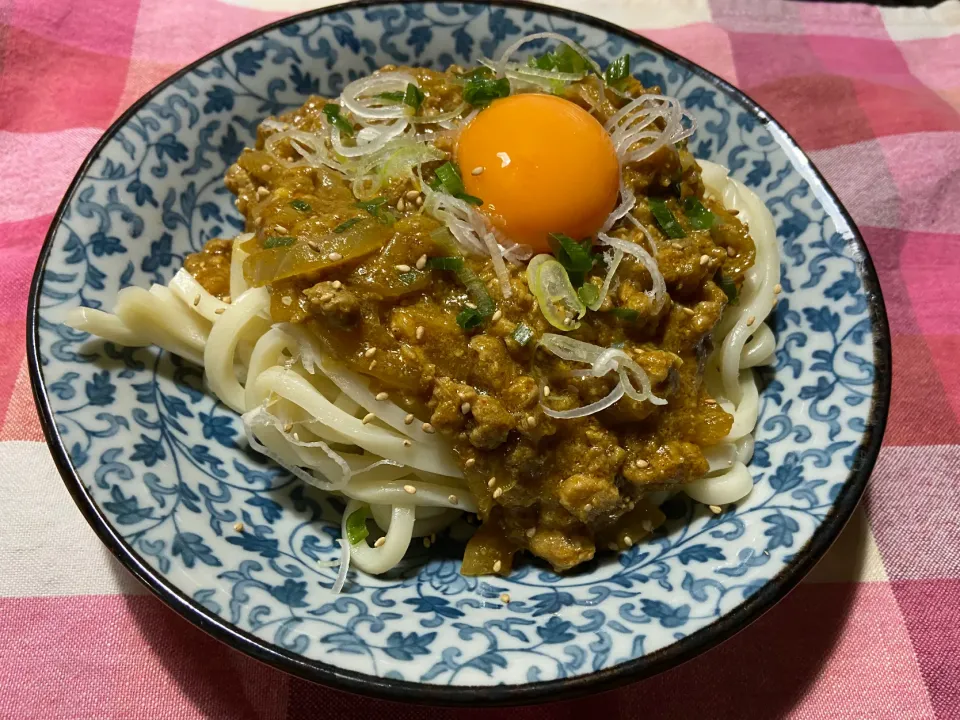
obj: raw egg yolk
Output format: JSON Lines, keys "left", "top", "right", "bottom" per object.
{"left": 456, "top": 93, "right": 620, "bottom": 252}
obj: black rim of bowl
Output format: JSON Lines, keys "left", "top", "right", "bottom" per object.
{"left": 27, "top": 0, "right": 892, "bottom": 707}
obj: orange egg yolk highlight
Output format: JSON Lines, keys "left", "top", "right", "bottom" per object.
{"left": 456, "top": 93, "right": 620, "bottom": 253}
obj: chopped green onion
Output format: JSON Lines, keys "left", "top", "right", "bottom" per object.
{"left": 463, "top": 76, "right": 510, "bottom": 107}
{"left": 289, "top": 199, "right": 312, "bottom": 212}
{"left": 376, "top": 91, "right": 405, "bottom": 102}
{"left": 398, "top": 271, "right": 418, "bottom": 285}
{"left": 333, "top": 217, "right": 362, "bottom": 233}
{"left": 549, "top": 233, "right": 594, "bottom": 273}
{"left": 527, "top": 254, "right": 585, "bottom": 331}
{"left": 434, "top": 162, "right": 466, "bottom": 196}
{"left": 354, "top": 197, "right": 394, "bottom": 225}
{"left": 649, "top": 198, "right": 686, "bottom": 239}
{"left": 682, "top": 196, "right": 716, "bottom": 230}
{"left": 345, "top": 504, "right": 370, "bottom": 545}
{"left": 458, "top": 67, "right": 494, "bottom": 80}
{"left": 610, "top": 307, "right": 640, "bottom": 322}
{"left": 425, "top": 252, "right": 494, "bottom": 317}
{"left": 431, "top": 162, "right": 484, "bottom": 206}
{"left": 533, "top": 44, "right": 590, "bottom": 74}
{"left": 717, "top": 273, "right": 739, "bottom": 305}
{"left": 457, "top": 307, "right": 484, "bottom": 330}
{"left": 425, "top": 256, "right": 465, "bottom": 271}
{"left": 322, "top": 103, "right": 354, "bottom": 136}
{"left": 604, "top": 54, "right": 630, "bottom": 86}
{"left": 577, "top": 283, "right": 600, "bottom": 307}
{"left": 263, "top": 236, "right": 296, "bottom": 249}
{"left": 403, "top": 83, "right": 425, "bottom": 112}
{"left": 511, "top": 322, "right": 534, "bottom": 347}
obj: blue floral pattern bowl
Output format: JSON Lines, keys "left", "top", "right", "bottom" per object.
{"left": 28, "top": 0, "right": 890, "bottom": 705}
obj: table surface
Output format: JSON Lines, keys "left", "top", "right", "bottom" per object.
{"left": 2, "top": 0, "right": 959, "bottom": 718}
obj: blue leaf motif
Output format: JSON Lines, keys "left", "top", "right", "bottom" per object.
{"left": 154, "top": 133, "right": 189, "bottom": 163}
{"left": 172, "top": 532, "right": 222, "bottom": 568}
{"left": 536, "top": 615, "right": 575, "bottom": 644}
{"left": 246, "top": 495, "right": 283, "bottom": 524}
{"left": 50, "top": 372, "right": 80, "bottom": 400}
{"left": 203, "top": 85, "right": 235, "bottom": 113}
{"left": 102, "top": 485, "right": 154, "bottom": 525}
{"left": 639, "top": 599, "right": 690, "bottom": 628}
{"left": 383, "top": 631, "right": 436, "bottom": 661}
{"left": 762, "top": 512, "right": 800, "bottom": 551}
{"left": 769, "top": 452, "right": 804, "bottom": 492}
{"left": 199, "top": 412, "right": 237, "bottom": 448}
{"left": 233, "top": 48, "right": 266, "bottom": 76}
{"left": 130, "top": 434, "right": 166, "bottom": 466}
{"left": 89, "top": 232, "right": 126, "bottom": 257}
{"left": 677, "top": 544, "right": 725, "bottom": 565}
{"left": 403, "top": 596, "right": 464, "bottom": 619}
{"left": 227, "top": 532, "right": 280, "bottom": 558}
{"left": 218, "top": 124, "right": 245, "bottom": 166}
{"left": 528, "top": 591, "right": 575, "bottom": 617}
{"left": 270, "top": 579, "right": 309, "bottom": 608}
{"left": 408, "top": 26, "right": 433, "bottom": 56}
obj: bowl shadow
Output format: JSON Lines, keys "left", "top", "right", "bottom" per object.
{"left": 111, "top": 498, "right": 870, "bottom": 718}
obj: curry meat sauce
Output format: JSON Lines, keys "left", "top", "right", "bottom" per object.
{"left": 185, "top": 67, "right": 756, "bottom": 575}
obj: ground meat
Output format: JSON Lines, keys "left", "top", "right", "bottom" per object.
{"left": 428, "top": 377, "right": 475, "bottom": 436}
{"left": 304, "top": 281, "right": 360, "bottom": 327}
{"left": 468, "top": 395, "right": 515, "bottom": 450}
{"left": 557, "top": 473, "right": 621, "bottom": 523}
{"left": 621, "top": 439, "right": 709, "bottom": 490}
{"left": 468, "top": 335, "right": 522, "bottom": 393}
{"left": 528, "top": 526, "right": 595, "bottom": 572}
{"left": 183, "top": 238, "right": 233, "bottom": 299}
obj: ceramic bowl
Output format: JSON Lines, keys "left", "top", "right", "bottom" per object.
{"left": 28, "top": 0, "right": 890, "bottom": 705}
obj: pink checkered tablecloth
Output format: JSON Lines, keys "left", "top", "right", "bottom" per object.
{"left": 2, "top": 0, "right": 959, "bottom": 717}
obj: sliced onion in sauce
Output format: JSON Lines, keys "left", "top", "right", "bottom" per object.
{"left": 539, "top": 380, "right": 625, "bottom": 419}
{"left": 597, "top": 232, "right": 667, "bottom": 313}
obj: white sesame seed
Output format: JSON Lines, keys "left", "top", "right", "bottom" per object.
{"left": 327, "top": 252, "right": 342, "bottom": 261}
{"left": 281, "top": 296, "right": 293, "bottom": 306}
{"left": 774, "top": 283, "right": 782, "bottom": 295}
{"left": 415, "top": 195, "right": 423, "bottom": 206}
{"left": 275, "top": 225, "right": 287, "bottom": 234}
{"left": 362, "top": 412, "right": 375, "bottom": 424}
{"left": 709, "top": 504, "right": 722, "bottom": 514}
{"left": 623, "top": 535, "right": 633, "bottom": 547}
{"left": 493, "top": 560, "right": 502, "bottom": 573}
{"left": 642, "top": 520, "right": 654, "bottom": 533}
{"left": 491, "top": 309, "right": 502, "bottom": 323}
{"left": 542, "top": 385, "right": 551, "bottom": 398}
{"left": 415, "top": 254, "right": 427, "bottom": 270}
{"left": 403, "top": 484, "right": 417, "bottom": 495}
{"left": 464, "top": 302, "right": 477, "bottom": 310}
{"left": 526, "top": 415, "right": 536, "bottom": 429}
{"left": 405, "top": 190, "right": 420, "bottom": 200}
{"left": 421, "top": 422, "right": 435, "bottom": 434}
{"left": 319, "top": 292, "right": 333, "bottom": 303}
{"left": 395, "top": 264, "right": 411, "bottom": 272}
{"left": 332, "top": 280, "right": 342, "bottom": 290}
{"left": 404, "top": 413, "right": 414, "bottom": 425}
{"left": 256, "top": 186, "right": 268, "bottom": 198}
{"left": 635, "top": 459, "right": 649, "bottom": 468}
{"left": 234, "top": 522, "right": 244, "bottom": 532}
{"left": 375, "top": 392, "right": 389, "bottom": 401}
{"left": 283, "top": 422, "right": 293, "bottom": 433}
{"left": 472, "top": 166, "right": 484, "bottom": 176}
{"left": 526, "top": 527, "right": 536, "bottom": 538}
{"left": 260, "top": 164, "right": 270, "bottom": 172}
{"left": 727, "top": 246, "right": 736, "bottom": 257}
{"left": 364, "top": 347, "right": 377, "bottom": 358}
{"left": 464, "top": 458, "right": 476, "bottom": 468}
{"left": 214, "top": 307, "right": 225, "bottom": 315}
{"left": 487, "top": 477, "right": 496, "bottom": 488}
{"left": 500, "top": 592, "right": 510, "bottom": 603}
{"left": 415, "top": 326, "right": 425, "bottom": 340}
{"left": 396, "top": 198, "right": 405, "bottom": 212}
{"left": 700, "top": 254, "right": 710, "bottom": 266}
{"left": 307, "top": 241, "right": 322, "bottom": 253}
{"left": 369, "top": 360, "right": 377, "bottom": 370}
{"left": 403, "top": 440, "right": 412, "bottom": 447}
{"left": 583, "top": 503, "right": 593, "bottom": 513}
{"left": 493, "top": 487, "right": 503, "bottom": 499}
{"left": 705, "top": 398, "right": 718, "bottom": 405}
{"left": 374, "top": 536, "right": 386, "bottom": 548}
{"left": 461, "top": 402, "right": 471, "bottom": 415}
{"left": 193, "top": 294, "right": 201, "bottom": 306}
{"left": 746, "top": 315, "right": 756, "bottom": 326}
{"left": 672, "top": 242, "right": 683, "bottom": 251}
{"left": 448, "top": 494, "right": 459, "bottom": 505}
{"left": 563, "top": 317, "right": 573, "bottom": 327}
